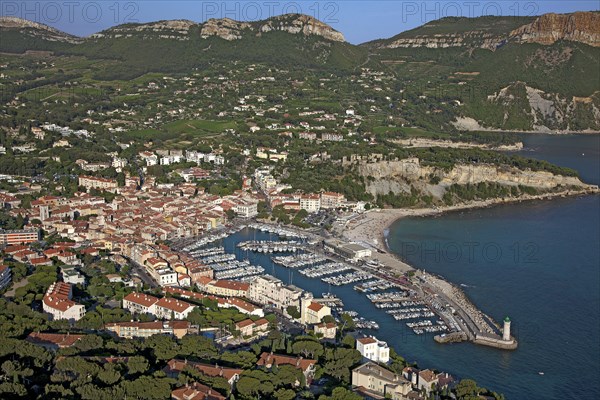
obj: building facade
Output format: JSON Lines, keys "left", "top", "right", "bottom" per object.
{"left": 356, "top": 336, "right": 390, "bottom": 363}
{"left": 352, "top": 362, "right": 412, "bottom": 400}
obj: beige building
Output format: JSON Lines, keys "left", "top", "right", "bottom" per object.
{"left": 248, "top": 275, "right": 306, "bottom": 316}
{"left": 300, "top": 298, "right": 331, "bottom": 325}
{"left": 235, "top": 318, "right": 269, "bottom": 337}
{"left": 352, "top": 362, "right": 412, "bottom": 400}
{"left": 320, "top": 192, "right": 346, "bottom": 209}
{"left": 314, "top": 322, "right": 337, "bottom": 339}
{"left": 199, "top": 278, "right": 250, "bottom": 298}
{"left": 105, "top": 321, "right": 195, "bottom": 339}
{"left": 299, "top": 194, "right": 321, "bottom": 213}
{"left": 78, "top": 176, "right": 118, "bottom": 192}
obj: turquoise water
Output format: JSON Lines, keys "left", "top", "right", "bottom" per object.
{"left": 223, "top": 134, "right": 599, "bottom": 400}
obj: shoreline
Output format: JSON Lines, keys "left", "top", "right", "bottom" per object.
{"left": 341, "top": 186, "right": 599, "bottom": 265}
{"left": 338, "top": 187, "right": 598, "bottom": 348}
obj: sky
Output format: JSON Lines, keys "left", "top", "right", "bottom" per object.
{"left": 1, "top": 0, "right": 599, "bottom": 44}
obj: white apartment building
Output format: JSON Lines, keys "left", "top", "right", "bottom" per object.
{"left": 153, "top": 297, "right": 196, "bottom": 320}
{"left": 123, "top": 292, "right": 159, "bottom": 315}
{"left": 356, "top": 336, "right": 390, "bottom": 363}
{"left": 248, "top": 275, "right": 307, "bottom": 316}
{"left": 299, "top": 194, "right": 321, "bottom": 213}
{"left": 233, "top": 200, "right": 258, "bottom": 218}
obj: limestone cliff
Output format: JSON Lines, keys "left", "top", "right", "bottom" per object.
{"left": 510, "top": 12, "right": 600, "bottom": 47}
{"left": 358, "top": 158, "right": 589, "bottom": 198}
{"left": 91, "top": 19, "right": 196, "bottom": 40}
{"left": 200, "top": 18, "right": 252, "bottom": 40}
{"left": 257, "top": 14, "right": 345, "bottom": 42}
{"left": 373, "top": 12, "right": 599, "bottom": 50}
{"left": 0, "top": 16, "right": 81, "bottom": 43}
{"left": 455, "top": 82, "right": 600, "bottom": 133}
{"left": 90, "top": 13, "right": 344, "bottom": 42}
{"left": 200, "top": 14, "right": 345, "bottom": 42}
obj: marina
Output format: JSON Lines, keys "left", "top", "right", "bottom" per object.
{"left": 176, "top": 225, "right": 513, "bottom": 349}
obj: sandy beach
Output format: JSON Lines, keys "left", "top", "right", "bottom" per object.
{"left": 339, "top": 187, "right": 599, "bottom": 275}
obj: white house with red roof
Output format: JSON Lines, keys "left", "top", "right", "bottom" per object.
{"left": 42, "top": 282, "right": 86, "bottom": 321}
{"left": 122, "top": 292, "right": 159, "bottom": 315}
{"left": 153, "top": 297, "right": 196, "bottom": 320}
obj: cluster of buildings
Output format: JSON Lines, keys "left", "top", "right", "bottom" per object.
{"left": 4, "top": 178, "right": 259, "bottom": 258}
{"left": 248, "top": 274, "right": 333, "bottom": 327}
{"left": 253, "top": 166, "right": 350, "bottom": 213}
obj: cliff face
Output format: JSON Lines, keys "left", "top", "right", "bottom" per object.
{"left": 258, "top": 14, "right": 345, "bottom": 42}
{"left": 358, "top": 158, "right": 586, "bottom": 198}
{"left": 456, "top": 82, "right": 600, "bottom": 133}
{"left": 200, "top": 14, "right": 345, "bottom": 42}
{"left": 92, "top": 19, "right": 195, "bottom": 40}
{"left": 200, "top": 18, "right": 251, "bottom": 40}
{"left": 0, "top": 16, "right": 81, "bottom": 43}
{"left": 90, "top": 13, "right": 344, "bottom": 42}
{"left": 375, "top": 12, "right": 599, "bottom": 50}
{"left": 384, "top": 32, "right": 503, "bottom": 50}
{"left": 510, "top": 12, "right": 600, "bottom": 47}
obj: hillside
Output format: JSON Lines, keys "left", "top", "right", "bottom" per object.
{"left": 0, "top": 14, "right": 362, "bottom": 76}
{"left": 366, "top": 12, "right": 600, "bottom": 49}
{"left": 364, "top": 12, "right": 600, "bottom": 132}
{"left": 0, "top": 12, "right": 599, "bottom": 132}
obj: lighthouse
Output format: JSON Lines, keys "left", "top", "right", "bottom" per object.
{"left": 502, "top": 316, "right": 511, "bottom": 341}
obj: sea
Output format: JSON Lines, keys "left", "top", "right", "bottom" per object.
{"left": 223, "top": 134, "right": 599, "bottom": 400}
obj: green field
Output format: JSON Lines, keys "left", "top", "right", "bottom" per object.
{"left": 120, "top": 119, "right": 237, "bottom": 142}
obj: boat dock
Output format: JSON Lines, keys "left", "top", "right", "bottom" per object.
{"left": 237, "top": 240, "right": 305, "bottom": 253}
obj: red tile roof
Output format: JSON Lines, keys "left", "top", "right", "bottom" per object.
{"left": 171, "top": 382, "right": 226, "bottom": 400}
{"left": 123, "top": 292, "right": 159, "bottom": 307}
{"left": 26, "top": 332, "right": 84, "bottom": 348}
{"left": 155, "top": 297, "right": 194, "bottom": 313}
{"left": 165, "top": 360, "right": 242, "bottom": 381}
{"left": 257, "top": 352, "right": 316, "bottom": 372}
{"left": 212, "top": 280, "right": 249, "bottom": 291}
{"left": 357, "top": 337, "right": 377, "bottom": 345}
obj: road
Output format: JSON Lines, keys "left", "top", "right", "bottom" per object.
{"left": 126, "top": 257, "right": 158, "bottom": 288}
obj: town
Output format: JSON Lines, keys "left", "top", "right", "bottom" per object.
{"left": 4, "top": 11, "right": 597, "bottom": 399}
{"left": 0, "top": 151, "right": 509, "bottom": 399}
